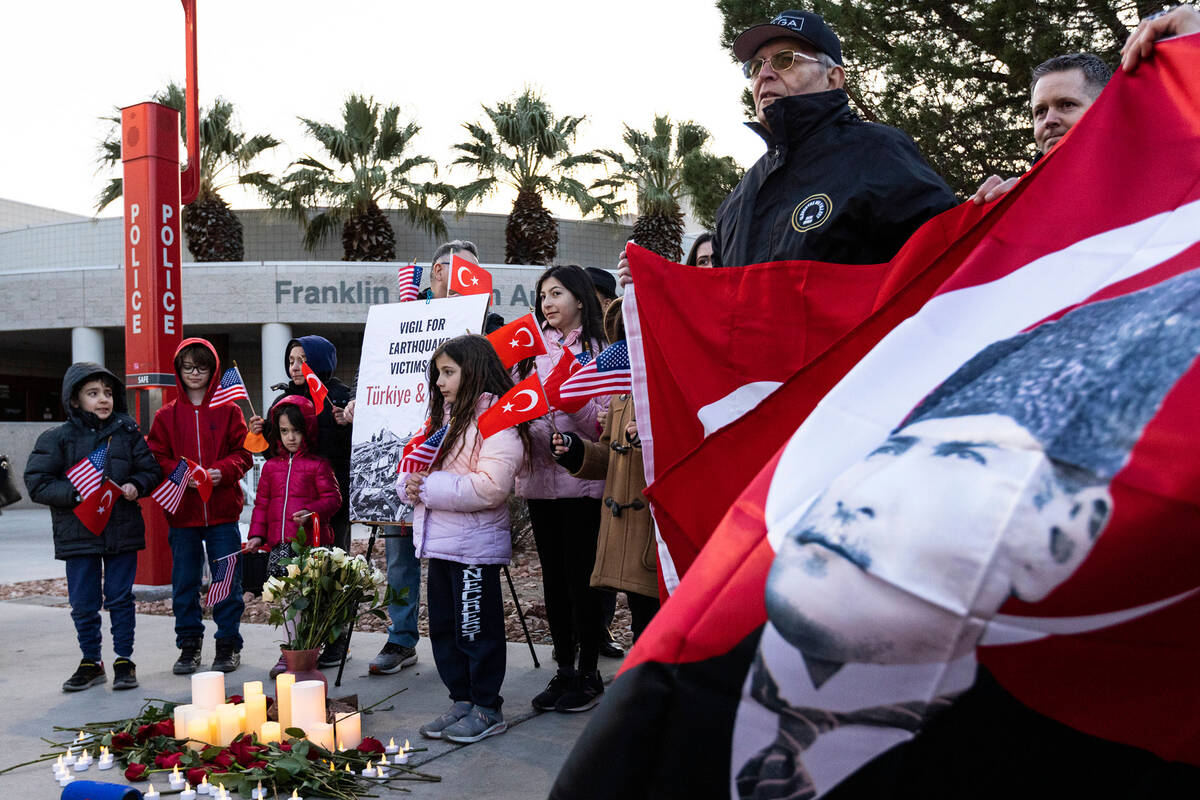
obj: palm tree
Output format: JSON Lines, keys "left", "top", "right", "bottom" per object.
{"left": 592, "top": 115, "right": 743, "bottom": 262}
{"left": 268, "top": 94, "right": 451, "bottom": 261}
{"left": 97, "top": 83, "right": 279, "bottom": 262}
{"left": 451, "top": 88, "right": 609, "bottom": 266}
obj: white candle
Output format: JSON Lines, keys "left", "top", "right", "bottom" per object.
{"left": 180, "top": 782, "right": 197, "bottom": 800}
{"left": 290, "top": 680, "right": 326, "bottom": 732}
{"left": 52, "top": 754, "right": 66, "bottom": 777}
{"left": 169, "top": 765, "right": 186, "bottom": 789}
{"left": 243, "top": 680, "right": 263, "bottom": 697}
{"left": 376, "top": 761, "right": 389, "bottom": 777}
{"left": 385, "top": 737, "right": 399, "bottom": 755}
{"left": 216, "top": 782, "right": 229, "bottom": 800}
{"left": 260, "top": 721, "right": 281, "bottom": 745}
{"left": 63, "top": 747, "right": 76, "bottom": 766}
{"left": 334, "top": 711, "right": 362, "bottom": 750}
{"left": 58, "top": 774, "right": 74, "bottom": 787}
{"left": 198, "top": 774, "right": 211, "bottom": 794}
{"left": 173, "top": 703, "right": 196, "bottom": 736}
{"left": 217, "top": 706, "right": 241, "bottom": 746}
{"left": 97, "top": 753, "right": 114, "bottom": 770}
{"left": 245, "top": 694, "right": 267, "bottom": 738}
{"left": 394, "top": 749, "right": 408, "bottom": 765}
{"left": 191, "top": 671, "right": 226, "bottom": 710}
{"left": 144, "top": 787, "right": 161, "bottom": 800}
{"left": 307, "top": 722, "right": 334, "bottom": 751}
{"left": 361, "top": 760, "right": 377, "bottom": 777}
{"left": 276, "top": 673, "right": 295, "bottom": 732}
{"left": 251, "top": 780, "right": 267, "bottom": 800}
{"left": 77, "top": 750, "right": 92, "bottom": 765}
{"left": 289, "top": 789, "right": 303, "bottom": 800}
{"left": 187, "top": 717, "right": 210, "bottom": 751}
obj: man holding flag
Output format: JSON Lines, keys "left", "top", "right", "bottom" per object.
{"left": 553, "top": 21, "right": 1200, "bottom": 800}
{"left": 24, "top": 363, "right": 161, "bottom": 692}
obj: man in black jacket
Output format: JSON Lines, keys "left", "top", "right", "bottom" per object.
{"left": 712, "top": 9, "right": 956, "bottom": 268}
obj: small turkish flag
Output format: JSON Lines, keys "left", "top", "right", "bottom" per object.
{"left": 542, "top": 349, "right": 592, "bottom": 414}
{"left": 448, "top": 254, "right": 493, "bottom": 299}
{"left": 302, "top": 362, "right": 328, "bottom": 412}
{"left": 478, "top": 374, "right": 550, "bottom": 438}
{"left": 486, "top": 313, "right": 547, "bottom": 368}
{"left": 74, "top": 479, "right": 122, "bottom": 535}
{"left": 186, "top": 458, "right": 214, "bottom": 502}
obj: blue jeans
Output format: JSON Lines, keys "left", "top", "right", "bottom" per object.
{"left": 169, "top": 522, "right": 244, "bottom": 649}
{"left": 385, "top": 529, "right": 421, "bottom": 648}
{"left": 64, "top": 551, "right": 138, "bottom": 661}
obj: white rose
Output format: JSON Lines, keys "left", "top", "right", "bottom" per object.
{"left": 261, "top": 587, "right": 274, "bottom": 603}
{"left": 372, "top": 568, "right": 386, "bottom": 586}
{"left": 330, "top": 549, "right": 347, "bottom": 565}
{"left": 286, "top": 564, "right": 300, "bottom": 579}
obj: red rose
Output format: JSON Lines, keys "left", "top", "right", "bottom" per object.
{"left": 212, "top": 750, "right": 235, "bottom": 769}
{"left": 227, "top": 694, "right": 243, "bottom": 704}
{"left": 279, "top": 742, "right": 292, "bottom": 752}
{"left": 357, "top": 736, "right": 385, "bottom": 754}
{"left": 247, "top": 760, "right": 268, "bottom": 770}
{"left": 124, "top": 763, "right": 148, "bottom": 781}
{"left": 154, "top": 719, "right": 175, "bottom": 738}
{"left": 155, "top": 751, "right": 183, "bottom": 769}
{"left": 305, "top": 746, "right": 320, "bottom": 760}
{"left": 110, "top": 732, "right": 135, "bottom": 751}
{"left": 136, "top": 723, "right": 154, "bottom": 742}
{"left": 186, "top": 767, "right": 208, "bottom": 786}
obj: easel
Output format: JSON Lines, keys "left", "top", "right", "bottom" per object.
{"left": 332, "top": 522, "right": 540, "bottom": 687}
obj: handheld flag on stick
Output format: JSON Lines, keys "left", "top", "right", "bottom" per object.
{"left": 150, "top": 459, "right": 189, "bottom": 515}
{"left": 67, "top": 443, "right": 122, "bottom": 535}
{"left": 301, "top": 362, "right": 328, "bottom": 412}
{"left": 186, "top": 458, "right": 213, "bottom": 502}
{"left": 206, "top": 551, "right": 239, "bottom": 606}
{"left": 209, "top": 366, "right": 250, "bottom": 408}
{"left": 558, "top": 340, "right": 633, "bottom": 400}
{"left": 67, "top": 443, "right": 110, "bottom": 500}
{"left": 398, "top": 262, "right": 424, "bottom": 302}
{"left": 448, "top": 254, "right": 493, "bottom": 299}
{"left": 543, "top": 349, "right": 593, "bottom": 413}
{"left": 486, "top": 313, "right": 547, "bottom": 368}
{"left": 478, "top": 374, "right": 550, "bottom": 438}
{"left": 399, "top": 424, "right": 448, "bottom": 475}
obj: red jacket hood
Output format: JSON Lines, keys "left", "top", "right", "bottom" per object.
{"left": 270, "top": 395, "right": 319, "bottom": 456}
{"left": 173, "top": 338, "right": 222, "bottom": 406}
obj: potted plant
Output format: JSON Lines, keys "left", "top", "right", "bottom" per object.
{"left": 261, "top": 528, "right": 398, "bottom": 684}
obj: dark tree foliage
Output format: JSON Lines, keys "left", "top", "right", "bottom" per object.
{"left": 716, "top": 0, "right": 1164, "bottom": 196}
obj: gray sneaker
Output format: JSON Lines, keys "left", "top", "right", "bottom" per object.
{"left": 419, "top": 700, "right": 474, "bottom": 739}
{"left": 369, "top": 642, "right": 418, "bottom": 675}
{"left": 442, "top": 705, "right": 507, "bottom": 744}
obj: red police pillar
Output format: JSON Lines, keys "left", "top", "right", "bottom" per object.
{"left": 122, "top": 102, "right": 183, "bottom": 586}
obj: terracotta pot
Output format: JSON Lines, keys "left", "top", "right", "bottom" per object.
{"left": 281, "top": 648, "right": 327, "bottom": 689}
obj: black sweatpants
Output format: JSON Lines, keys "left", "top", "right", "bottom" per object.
{"left": 627, "top": 591, "right": 660, "bottom": 642}
{"left": 527, "top": 497, "right": 604, "bottom": 674}
{"left": 426, "top": 558, "right": 506, "bottom": 710}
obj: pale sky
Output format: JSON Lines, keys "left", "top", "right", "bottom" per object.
{"left": 0, "top": 0, "right": 768, "bottom": 223}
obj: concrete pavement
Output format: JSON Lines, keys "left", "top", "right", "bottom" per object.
{"left": 0, "top": 508, "right": 607, "bottom": 799}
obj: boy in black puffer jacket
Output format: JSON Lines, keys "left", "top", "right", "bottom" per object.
{"left": 24, "top": 363, "right": 161, "bottom": 692}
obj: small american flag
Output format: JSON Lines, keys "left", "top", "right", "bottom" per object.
{"left": 398, "top": 263, "right": 423, "bottom": 302}
{"left": 209, "top": 367, "right": 250, "bottom": 408}
{"left": 150, "top": 459, "right": 189, "bottom": 514}
{"left": 559, "top": 340, "right": 633, "bottom": 400}
{"left": 206, "top": 550, "right": 239, "bottom": 606}
{"left": 67, "top": 444, "right": 109, "bottom": 499}
{"left": 399, "top": 424, "right": 448, "bottom": 474}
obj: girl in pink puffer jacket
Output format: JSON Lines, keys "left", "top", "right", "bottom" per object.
{"left": 400, "top": 335, "right": 528, "bottom": 744}
{"left": 247, "top": 396, "right": 341, "bottom": 675}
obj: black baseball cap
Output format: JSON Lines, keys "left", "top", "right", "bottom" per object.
{"left": 733, "top": 9, "right": 843, "bottom": 66}
{"left": 585, "top": 266, "right": 618, "bottom": 300}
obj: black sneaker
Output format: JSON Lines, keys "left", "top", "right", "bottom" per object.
{"left": 317, "top": 631, "right": 351, "bottom": 668}
{"left": 173, "top": 639, "right": 202, "bottom": 675}
{"left": 532, "top": 670, "right": 576, "bottom": 712}
{"left": 63, "top": 659, "right": 106, "bottom": 692}
{"left": 212, "top": 640, "right": 241, "bottom": 673}
{"left": 369, "top": 642, "right": 418, "bottom": 675}
{"left": 555, "top": 670, "right": 604, "bottom": 712}
{"left": 112, "top": 658, "right": 138, "bottom": 690}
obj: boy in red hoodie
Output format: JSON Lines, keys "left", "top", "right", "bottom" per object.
{"left": 148, "top": 339, "right": 253, "bottom": 674}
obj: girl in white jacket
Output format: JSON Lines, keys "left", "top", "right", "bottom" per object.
{"left": 400, "top": 335, "right": 529, "bottom": 744}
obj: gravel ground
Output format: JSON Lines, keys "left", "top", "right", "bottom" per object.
{"left": 0, "top": 536, "right": 636, "bottom": 649}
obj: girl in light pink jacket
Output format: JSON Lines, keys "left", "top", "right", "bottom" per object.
{"left": 400, "top": 335, "right": 529, "bottom": 744}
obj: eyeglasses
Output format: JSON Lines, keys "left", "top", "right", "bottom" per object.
{"left": 743, "top": 49, "right": 821, "bottom": 79}
{"left": 179, "top": 364, "right": 211, "bottom": 374}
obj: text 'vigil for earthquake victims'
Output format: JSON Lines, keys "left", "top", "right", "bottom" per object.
{"left": 364, "top": 317, "right": 452, "bottom": 406}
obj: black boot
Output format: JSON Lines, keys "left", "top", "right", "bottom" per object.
{"left": 212, "top": 639, "right": 241, "bottom": 673}
{"left": 173, "top": 638, "right": 202, "bottom": 675}
{"left": 318, "top": 629, "right": 352, "bottom": 668}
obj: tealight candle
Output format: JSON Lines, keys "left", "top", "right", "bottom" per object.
{"left": 376, "top": 761, "right": 389, "bottom": 777}
{"left": 144, "top": 787, "right": 161, "bottom": 800}
{"left": 97, "top": 751, "right": 114, "bottom": 770}
{"left": 251, "top": 780, "right": 267, "bottom": 800}
{"left": 290, "top": 789, "right": 303, "bottom": 800}
{"left": 169, "top": 764, "right": 186, "bottom": 790}
{"left": 77, "top": 750, "right": 93, "bottom": 765}
{"left": 361, "top": 760, "right": 377, "bottom": 778}
{"left": 58, "top": 774, "right": 75, "bottom": 787}
{"left": 180, "top": 781, "right": 197, "bottom": 800}
{"left": 394, "top": 748, "right": 408, "bottom": 765}
{"left": 63, "top": 746, "right": 76, "bottom": 766}
{"left": 216, "top": 782, "right": 229, "bottom": 800}
{"left": 385, "top": 737, "right": 399, "bottom": 755}
{"left": 52, "top": 754, "right": 66, "bottom": 777}
{"left": 198, "top": 774, "right": 211, "bottom": 795}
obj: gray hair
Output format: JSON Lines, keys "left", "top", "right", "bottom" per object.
{"left": 1030, "top": 53, "right": 1112, "bottom": 98}
{"left": 432, "top": 240, "right": 479, "bottom": 264}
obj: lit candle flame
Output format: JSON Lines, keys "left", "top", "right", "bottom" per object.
{"left": 185, "top": 782, "right": 192, "bottom": 791}
{"left": 172, "top": 764, "right": 180, "bottom": 777}
{"left": 344, "top": 763, "right": 351, "bottom": 772}
{"left": 291, "top": 790, "right": 300, "bottom": 799}
{"left": 404, "top": 738, "right": 411, "bottom": 751}
{"left": 257, "top": 781, "right": 263, "bottom": 790}
{"left": 389, "top": 736, "right": 396, "bottom": 748}
{"left": 78, "top": 731, "right": 85, "bottom": 741}
{"left": 57, "top": 754, "right": 64, "bottom": 766}
{"left": 338, "top": 740, "right": 345, "bottom": 751}
{"left": 101, "top": 746, "right": 108, "bottom": 757}
{"left": 200, "top": 775, "right": 208, "bottom": 786}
